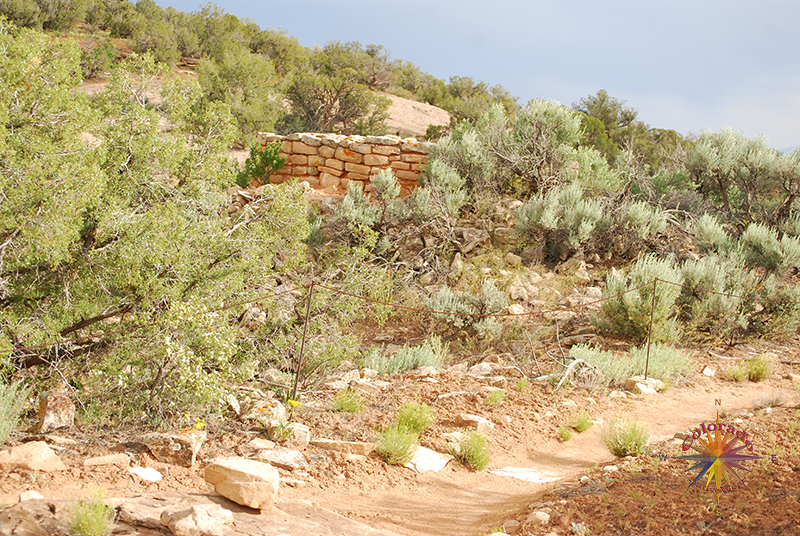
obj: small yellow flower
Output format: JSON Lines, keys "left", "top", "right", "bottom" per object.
{"left": 287, "top": 399, "right": 302, "bottom": 408}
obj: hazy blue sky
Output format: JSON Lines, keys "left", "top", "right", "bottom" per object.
{"left": 164, "top": 0, "right": 799, "bottom": 150}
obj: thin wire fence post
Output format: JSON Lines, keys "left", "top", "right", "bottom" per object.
{"left": 290, "top": 280, "right": 315, "bottom": 403}
{"left": 644, "top": 278, "right": 658, "bottom": 380}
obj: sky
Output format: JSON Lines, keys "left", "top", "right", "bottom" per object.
{"left": 164, "top": 0, "right": 800, "bottom": 150}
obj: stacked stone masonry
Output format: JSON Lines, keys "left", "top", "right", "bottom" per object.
{"left": 257, "top": 132, "right": 433, "bottom": 196}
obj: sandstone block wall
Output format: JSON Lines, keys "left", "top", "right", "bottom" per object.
{"left": 256, "top": 132, "right": 434, "bottom": 196}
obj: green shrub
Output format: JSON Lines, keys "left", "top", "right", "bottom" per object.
{"left": 569, "top": 344, "right": 690, "bottom": 387}
{"left": 332, "top": 389, "right": 365, "bottom": 413}
{"left": 375, "top": 425, "right": 418, "bottom": 465}
{"left": 573, "top": 410, "right": 593, "bottom": 433}
{"left": 594, "top": 254, "right": 683, "bottom": 343}
{"left": 746, "top": 356, "right": 770, "bottom": 382}
{"left": 602, "top": 416, "right": 649, "bottom": 457}
{"left": 396, "top": 402, "right": 435, "bottom": 434}
{"left": 363, "top": 336, "right": 448, "bottom": 375}
{"left": 727, "top": 365, "right": 746, "bottom": 382}
{"left": 0, "top": 380, "right": 30, "bottom": 445}
{"left": 69, "top": 488, "right": 115, "bottom": 536}
{"left": 450, "top": 431, "right": 490, "bottom": 471}
{"left": 558, "top": 426, "right": 573, "bottom": 442}
{"left": 516, "top": 377, "right": 529, "bottom": 392}
{"left": 236, "top": 141, "right": 287, "bottom": 188}
{"left": 484, "top": 389, "right": 505, "bottom": 407}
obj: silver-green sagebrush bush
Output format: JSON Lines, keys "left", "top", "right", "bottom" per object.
{"left": 0, "top": 380, "right": 30, "bottom": 445}
{"left": 594, "top": 254, "right": 683, "bottom": 343}
{"left": 569, "top": 344, "right": 690, "bottom": 387}
{"left": 363, "top": 336, "right": 448, "bottom": 375}
{"left": 427, "top": 280, "right": 507, "bottom": 334}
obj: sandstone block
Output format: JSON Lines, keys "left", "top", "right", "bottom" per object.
{"left": 142, "top": 430, "right": 206, "bottom": 468}
{"left": 349, "top": 143, "right": 371, "bottom": 154}
{"left": 364, "top": 135, "right": 401, "bottom": 145}
{"left": 390, "top": 161, "right": 411, "bottom": 171}
{"left": 393, "top": 170, "right": 418, "bottom": 181}
{"left": 371, "top": 145, "right": 401, "bottom": 155}
{"left": 345, "top": 172, "right": 369, "bottom": 182}
{"left": 36, "top": 390, "right": 75, "bottom": 433}
{"left": 318, "top": 166, "right": 343, "bottom": 177}
{"left": 401, "top": 153, "right": 426, "bottom": 163}
{"left": 323, "top": 158, "right": 344, "bottom": 171}
{"left": 455, "top": 413, "right": 495, "bottom": 434}
{"left": 318, "top": 145, "right": 335, "bottom": 158}
{"left": 320, "top": 173, "right": 341, "bottom": 188}
{"left": 204, "top": 458, "right": 280, "bottom": 510}
{"left": 83, "top": 453, "right": 130, "bottom": 467}
{"left": 288, "top": 154, "right": 307, "bottom": 165}
{"left": 298, "top": 134, "right": 322, "bottom": 146}
{"left": 308, "top": 155, "right": 325, "bottom": 167}
{"left": 254, "top": 446, "right": 308, "bottom": 471}
{"left": 344, "top": 162, "right": 370, "bottom": 175}
{"left": 364, "top": 154, "right": 389, "bottom": 166}
{"left": 292, "top": 142, "right": 318, "bottom": 155}
{"left": 0, "top": 441, "right": 67, "bottom": 472}
{"left": 334, "top": 147, "right": 362, "bottom": 163}
{"left": 161, "top": 504, "right": 233, "bottom": 536}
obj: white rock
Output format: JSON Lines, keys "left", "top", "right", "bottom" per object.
{"left": 254, "top": 446, "right": 309, "bottom": 471}
{"left": 309, "top": 439, "right": 374, "bottom": 456}
{"left": 19, "top": 491, "right": 44, "bottom": 501}
{"left": 702, "top": 366, "right": 716, "bottom": 377}
{"left": 580, "top": 475, "right": 590, "bottom": 485}
{"left": 507, "top": 304, "right": 527, "bottom": 315}
{"left": 603, "top": 465, "right": 619, "bottom": 472}
{"left": 635, "top": 383, "right": 658, "bottom": 395}
{"left": 130, "top": 467, "right": 163, "bottom": 482}
{"left": 403, "top": 446, "right": 453, "bottom": 474}
{"left": 84, "top": 453, "right": 130, "bottom": 467}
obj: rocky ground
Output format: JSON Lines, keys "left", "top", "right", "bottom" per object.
{"left": 1, "top": 332, "right": 798, "bottom": 535}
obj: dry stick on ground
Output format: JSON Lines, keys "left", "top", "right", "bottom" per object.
{"left": 524, "top": 330, "right": 543, "bottom": 376}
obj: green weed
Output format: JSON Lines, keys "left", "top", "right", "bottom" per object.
{"left": 396, "top": 402, "right": 435, "bottom": 434}
{"left": 602, "top": 416, "right": 649, "bottom": 457}
{"left": 332, "top": 389, "right": 364, "bottom": 413}
{"left": 69, "top": 488, "right": 115, "bottom": 536}
{"left": 375, "top": 425, "right": 418, "bottom": 465}
{"left": 573, "top": 410, "right": 593, "bottom": 433}
{"left": 450, "top": 431, "right": 491, "bottom": 471}
{"left": 484, "top": 389, "right": 506, "bottom": 407}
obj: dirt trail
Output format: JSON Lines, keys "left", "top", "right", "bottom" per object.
{"left": 286, "top": 377, "right": 795, "bottom": 536}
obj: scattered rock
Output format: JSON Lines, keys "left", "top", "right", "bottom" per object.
{"left": 608, "top": 390, "right": 627, "bottom": 399}
{"left": 310, "top": 439, "right": 375, "bottom": 456}
{"left": 504, "top": 252, "right": 522, "bottom": 267}
{"left": 403, "top": 446, "right": 453, "bottom": 474}
{"left": 466, "top": 363, "right": 493, "bottom": 377}
{"left": 142, "top": 430, "right": 206, "bottom": 468}
{"left": 204, "top": 458, "right": 280, "bottom": 510}
{"left": 35, "top": 390, "right": 75, "bottom": 433}
{"left": 255, "top": 446, "right": 309, "bottom": 471}
{"left": 625, "top": 376, "right": 664, "bottom": 393}
{"left": 161, "top": 503, "right": 233, "bottom": 536}
{"left": 603, "top": 465, "right": 619, "bottom": 472}
{"left": 0, "top": 441, "right": 67, "bottom": 472}
{"left": 83, "top": 453, "right": 130, "bottom": 467}
{"left": 225, "top": 394, "right": 241, "bottom": 416}
{"left": 580, "top": 475, "right": 590, "bottom": 485}
{"left": 130, "top": 466, "right": 163, "bottom": 482}
{"left": 507, "top": 303, "right": 526, "bottom": 315}
{"left": 409, "top": 366, "right": 437, "bottom": 377}
{"left": 246, "top": 438, "right": 276, "bottom": 451}
{"left": 702, "top": 366, "right": 716, "bottom": 377}
{"left": 526, "top": 511, "right": 550, "bottom": 525}
{"left": 455, "top": 413, "right": 495, "bottom": 434}
{"left": 286, "top": 422, "right": 311, "bottom": 450}
{"left": 503, "top": 519, "right": 521, "bottom": 535}
{"left": 240, "top": 398, "right": 287, "bottom": 423}
{"left": 19, "top": 491, "right": 44, "bottom": 501}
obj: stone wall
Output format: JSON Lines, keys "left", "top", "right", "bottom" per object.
{"left": 256, "top": 132, "right": 434, "bottom": 196}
